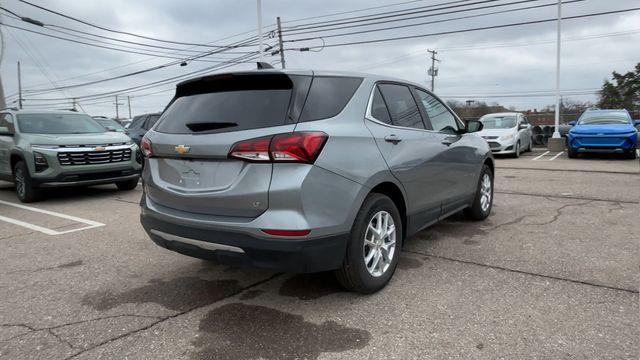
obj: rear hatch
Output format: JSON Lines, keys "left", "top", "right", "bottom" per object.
{"left": 144, "top": 71, "right": 312, "bottom": 218}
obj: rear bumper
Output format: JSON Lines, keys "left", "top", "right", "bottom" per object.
{"left": 140, "top": 199, "right": 348, "bottom": 273}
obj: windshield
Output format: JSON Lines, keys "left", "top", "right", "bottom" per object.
{"left": 480, "top": 115, "right": 517, "bottom": 129}
{"left": 18, "top": 113, "right": 106, "bottom": 134}
{"left": 94, "top": 118, "right": 125, "bottom": 130}
{"left": 578, "top": 111, "right": 630, "bottom": 125}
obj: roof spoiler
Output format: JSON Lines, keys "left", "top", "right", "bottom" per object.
{"left": 257, "top": 62, "right": 274, "bottom": 69}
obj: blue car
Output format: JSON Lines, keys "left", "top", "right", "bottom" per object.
{"left": 567, "top": 109, "right": 639, "bottom": 159}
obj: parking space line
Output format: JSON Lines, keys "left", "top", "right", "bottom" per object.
{"left": 531, "top": 151, "right": 549, "bottom": 161}
{"left": 548, "top": 151, "right": 564, "bottom": 161}
{"left": 0, "top": 200, "right": 105, "bottom": 235}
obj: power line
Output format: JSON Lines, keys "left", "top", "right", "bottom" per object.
{"left": 16, "top": 0, "right": 259, "bottom": 49}
{"left": 285, "top": 0, "right": 585, "bottom": 41}
{"left": 282, "top": 0, "right": 479, "bottom": 32}
{"left": 289, "top": 7, "right": 640, "bottom": 47}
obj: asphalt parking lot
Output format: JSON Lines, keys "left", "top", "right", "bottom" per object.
{"left": 0, "top": 149, "right": 638, "bottom": 360}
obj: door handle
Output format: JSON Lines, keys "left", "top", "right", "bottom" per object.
{"left": 384, "top": 134, "right": 402, "bottom": 144}
{"left": 441, "top": 139, "right": 453, "bottom": 146}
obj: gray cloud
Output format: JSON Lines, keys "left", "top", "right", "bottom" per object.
{"left": 1, "top": 0, "right": 639, "bottom": 116}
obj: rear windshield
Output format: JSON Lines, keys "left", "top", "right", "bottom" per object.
{"left": 156, "top": 74, "right": 294, "bottom": 134}
{"left": 17, "top": 113, "right": 106, "bottom": 134}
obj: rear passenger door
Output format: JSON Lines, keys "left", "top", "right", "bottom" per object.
{"left": 364, "top": 83, "right": 446, "bottom": 232}
{"left": 414, "top": 88, "right": 478, "bottom": 215}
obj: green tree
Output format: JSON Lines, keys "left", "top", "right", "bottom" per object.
{"left": 598, "top": 63, "right": 640, "bottom": 112}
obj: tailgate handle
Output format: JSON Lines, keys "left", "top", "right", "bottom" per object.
{"left": 384, "top": 134, "right": 402, "bottom": 144}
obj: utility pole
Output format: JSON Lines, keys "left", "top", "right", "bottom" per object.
{"left": 127, "top": 96, "right": 132, "bottom": 118}
{"left": 17, "top": 61, "right": 23, "bottom": 109}
{"left": 276, "top": 17, "right": 286, "bottom": 69}
{"left": 427, "top": 49, "right": 439, "bottom": 92}
{"left": 0, "top": 13, "right": 6, "bottom": 109}
{"left": 72, "top": 98, "right": 77, "bottom": 111}
{"left": 257, "top": 0, "right": 264, "bottom": 62}
{"left": 115, "top": 95, "right": 119, "bottom": 119}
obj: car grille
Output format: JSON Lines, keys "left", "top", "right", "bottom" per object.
{"left": 58, "top": 148, "right": 132, "bottom": 166}
{"left": 482, "top": 136, "right": 499, "bottom": 140}
{"left": 487, "top": 141, "right": 501, "bottom": 149}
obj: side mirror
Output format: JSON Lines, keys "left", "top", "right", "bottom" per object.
{"left": 0, "top": 125, "right": 14, "bottom": 136}
{"left": 466, "top": 120, "right": 483, "bottom": 133}
{"left": 518, "top": 124, "right": 528, "bottom": 130}
{"left": 568, "top": 121, "right": 576, "bottom": 126}
{"left": 105, "top": 126, "right": 117, "bottom": 132}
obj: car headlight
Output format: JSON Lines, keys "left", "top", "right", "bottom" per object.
{"left": 33, "top": 152, "right": 49, "bottom": 172}
{"left": 500, "top": 134, "right": 514, "bottom": 141}
{"left": 125, "top": 140, "right": 134, "bottom": 145}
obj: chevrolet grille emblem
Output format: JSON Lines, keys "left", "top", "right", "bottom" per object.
{"left": 94, "top": 146, "right": 106, "bottom": 152}
{"left": 174, "top": 145, "right": 191, "bottom": 154}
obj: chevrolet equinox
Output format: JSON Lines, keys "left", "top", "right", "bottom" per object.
{"left": 140, "top": 69, "right": 493, "bottom": 293}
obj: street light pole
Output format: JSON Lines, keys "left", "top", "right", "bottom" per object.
{"left": 257, "top": 0, "right": 264, "bottom": 63}
{"left": 552, "top": 0, "right": 562, "bottom": 138}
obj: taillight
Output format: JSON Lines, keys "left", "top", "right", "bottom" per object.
{"left": 228, "top": 132, "right": 328, "bottom": 163}
{"left": 141, "top": 136, "right": 153, "bottom": 157}
{"left": 228, "top": 135, "right": 271, "bottom": 162}
{"left": 261, "top": 229, "right": 311, "bottom": 237}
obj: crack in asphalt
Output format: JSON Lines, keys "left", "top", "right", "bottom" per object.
{"left": 62, "top": 273, "right": 283, "bottom": 360}
{"left": 4, "top": 260, "right": 84, "bottom": 275}
{"left": 404, "top": 250, "right": 638, "bottom": 294}
{"left": 495, "top": 190, "right": 638, "bottom": 204}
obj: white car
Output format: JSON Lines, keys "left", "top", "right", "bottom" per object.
{"left": 476, "top": 112, "right": 533, "bottom": 157}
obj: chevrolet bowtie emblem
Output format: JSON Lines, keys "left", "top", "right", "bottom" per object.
{"left": 94, "top": 146, "right": 106, "bottom": 152}
{"left": 174, "top": 145, "right": 191, "bottom": 154}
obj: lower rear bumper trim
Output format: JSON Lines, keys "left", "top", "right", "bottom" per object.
{"left": 150, "top": 229, "right": 245, "bottom": 253}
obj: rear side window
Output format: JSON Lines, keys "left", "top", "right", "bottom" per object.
{"left": 378, "top": 84, "right": 425, "bottom": 129}
{"left": 299, "top": 76, "right": 363, "bottom": 122}
{"left": 156, "top": 74, "right": 295, "bottom": 134}
{"left": 370, "top": 87, "right": 391, "bottom": 124}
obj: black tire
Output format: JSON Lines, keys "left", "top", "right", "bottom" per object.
{"left": 116, "top": 177, "right": 139, "bottom": 190}
{"left": 568, "top": 149, "right": 578, "bottom": 158}
{"left": 626, "top": 148, "right": 637, "bottom": 160}
{"left": 13, "top": 161, "right": 41, "bottom": 203}
{"left": 335, "top": 193, "right": 403, "bottom": 294}
{"left": 512, "top": 141, "right": 521, "bottom": 158}
{"left": 527, "top": 138, "right": 533, "bottom": 152}
{"left": 464, "top": 164, "right": 493, "bottom": 221}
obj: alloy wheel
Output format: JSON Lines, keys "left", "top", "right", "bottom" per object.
{"left": 14, "top": 167, "right": 26, "bottom": 199}
{"left": 363, "top": 211, "right": 396, "bottom": 277}
{"left": 480, "top": 173, "right": 492, "bottom": 212}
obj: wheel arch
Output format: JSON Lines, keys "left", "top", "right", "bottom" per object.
{"left": 369, "top": 181, "right": 407, "bottom": 241}
{"left": 10, "top": 151, "right": 26, "bottom": 173}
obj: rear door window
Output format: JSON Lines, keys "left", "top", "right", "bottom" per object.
{"left": 299, "top": 76, "right": 363, "bottom": 122}
{"left": 378, "top": 84, "right": 425, "bottom": 130}
{"left": 415, "top": 89, "right": 460, "bottom": 134}
{"left": 156, "top": 74, "right": 296, "bottom": 134}
{"left": 370, "top": 87, "right": 392, "bottom": 124}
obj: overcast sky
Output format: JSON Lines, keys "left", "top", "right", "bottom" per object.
{"left": 1, "top": 0, "right": 639, "bottom": 118}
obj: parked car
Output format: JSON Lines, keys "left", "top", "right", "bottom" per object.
{"left": 92, "top": 116, "right": 126, "bottom": 132}
{"left": 126, "top": 113, "right": 161, "bottom": 145}
{"left": 567, "top": 109, "right": 639, "bottom": 159}
{"left": 0, "top": 109, "right": 142, "bottom": 202}
{"left": 139, "top": 69, "right": 494, "bottom": 293}
{"left": 476, "top": 112, "right": 532, "bottom": 157}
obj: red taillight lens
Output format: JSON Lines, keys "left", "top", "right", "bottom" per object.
{"left": 228, "top": 132, "right": 328, "bottom": 163}
{"left": 228, "top": 135, "right": 271, "bottom": 162}
{"left": 261, "top": 229, "right": 311, "bottom": 237}
{"left": 270, "top": 132, "right": 328, "bottom": 163}
{"left": 141, "top": 136, "right": 153, "bottom": 157}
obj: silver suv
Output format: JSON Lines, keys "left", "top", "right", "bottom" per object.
{"left": 140, "top": 69, "right": 493, "bottom": 293}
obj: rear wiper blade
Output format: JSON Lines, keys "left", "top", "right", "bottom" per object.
{"left": 185, "top": 122, "right": 238, "bottom": 132}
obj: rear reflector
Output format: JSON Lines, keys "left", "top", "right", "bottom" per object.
{"left": 229, "top": 132, "right": 328, "bottom": 163}
{"left": 261, "top": 229, "right": 311, "bottom": 237}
